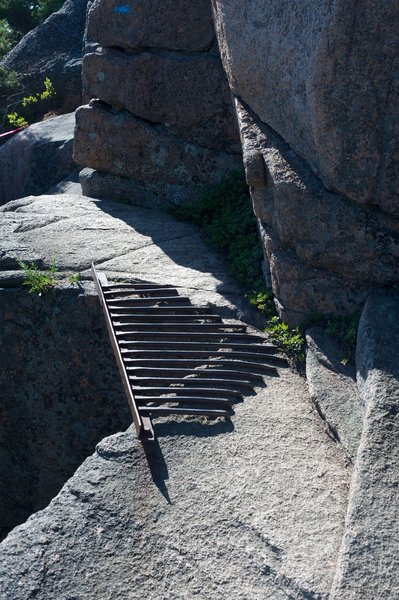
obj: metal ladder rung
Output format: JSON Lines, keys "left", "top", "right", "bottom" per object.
{"left": 138, "top": 406, "right": 233, "bottom": 418}
{"left": 127, "top": 367, "right": 265, "bottom": 384}
{"left": 132, "top": 386, "right": 243, "bottom": 400}
{"left": 130, "top": 377, "right": 256, "bottom": 390}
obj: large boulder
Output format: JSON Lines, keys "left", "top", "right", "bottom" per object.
{"left": 236, "top": 100, "right": 399, "bottom": 324}
{"left": 0, "top": 113, "right": 77, "bottom": 205}
{"left": 211, "top": 1, "right": 399, "bottom": 323}
{"left": 0, "top": 0, "right": 90, "bottom": 117}
{"left": 212, "top": 0, "right": 399, "bottom": 213}
{"left": 73, "top": 0, "right": 241, "bottom": 205}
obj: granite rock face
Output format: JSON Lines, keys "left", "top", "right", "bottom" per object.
{"left": 0, "top": 113, "right": 77, "bottom": 205}
{"left": 331, "top": 290, "right": 399, "bottom": 598}
{"left": 73, "top": 0, "right": 241, "bottom": 205}
{"left": 211, "top": 1, "right": 399, "bottom": 323}
{"left": 235, "top": 100, "right": 399, "bottom": 324}
{"left": 0, "top": 371, "right": 350, "bottom": 600}
{"left": 212, "top": 0, "right": 399, "bottom": 213}
{"left": 74, "top": 100, "right": 238, "bottom": 199}
{"left": 0, "top": 0, "right": 90, "bottom": 117}
{"left": 305, "top": 327, "right": 363, "bottom": 462}
{"left": 86, "top": 0, "right": 215, "bottom": 51}
{"left": 0, "top": 283, "right": 130, "bottom": 538}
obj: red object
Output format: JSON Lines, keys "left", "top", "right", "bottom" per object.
{"left": 0, "top": 125, "right": 28, "bottom": 140}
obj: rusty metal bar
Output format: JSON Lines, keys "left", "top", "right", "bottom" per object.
{"left": 124, "top": 358, "right": 278, "bottom": 374}
{"left": 91, "top": 264, "right": 154, "bottom": 441}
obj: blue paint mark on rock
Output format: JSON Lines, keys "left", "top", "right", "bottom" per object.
{"left": 114, "top": 4, "right": 131, "bottom": 13}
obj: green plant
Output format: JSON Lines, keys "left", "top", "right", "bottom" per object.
{"left": 18, "top": 258, "right": 57, "bottom": 294}
{"left": 0, "top": 18, "right": 20, "bottom": 59}
{"left": 68, "top": 273, "right": 81, "bottom": 283}
{"left": 172, "top": 171, "right": 264, "bottom": 290}
{"left": 264, "top": 316, "right": 305, "bottom": 363}
{"left": 6, "top": 76, "right": 55, "bottom": 128}
{"left": 172, "top": 171, "right": 305, "bottom": 367}
{"left": 0, "top": 0, "right": 64, "bottom": 35}
{"left": 248, "top": 289, "right": 276, "bottom": 318}
{"left": 0, "top": 67, "right": 20, "bottom": 99}
{"left": 325, "top": 310, "right": 360, "bottom": 365}
{"left": 6, "top": 110, "right": 27, "bottom": 126}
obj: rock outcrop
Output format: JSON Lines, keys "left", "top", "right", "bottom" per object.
{"left": 330, "top": 290, "right": 399, "bottom": 599}
{"left": 0, "top": 113, "right": 76, "bottom": 205}
{"left": 73, "top": 0, "right": 241, "bottom": 205}
{"left": 0, "top": 0, "right": 90, "bottom": 119}
{"left": 0, "top": 283, "right": 130, "bottom": 538}
{"left": 211, "top": 1, "right": 399, "bottom": 323}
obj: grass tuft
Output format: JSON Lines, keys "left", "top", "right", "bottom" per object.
{"left": 18, "top": 259, "right": 57, "bottom": 294}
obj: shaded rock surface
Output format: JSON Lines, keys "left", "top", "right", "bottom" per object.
{"left": 331, "top": 290, "right": 399, "bottom": 598}
{"left": 74, "top": 0, "right": 241, "bottom": 205}
{"left": 306, "top": 327, "right": 363, "bottom": 462}
{"left": 74, "top": 101, "right": 240, "bottom": 206}
{"left": 0, "top": 283, "right": 130, "bottom": 538}
{"left": 0, "top": 0, "right": 90, "bottom": 116}
{"left": 0, "top": 113, "right": 76, "bottom": 205}
{"left": 211, "top": 2, "right": 399, "bottom": 322}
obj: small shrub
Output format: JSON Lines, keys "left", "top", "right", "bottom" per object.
{"left": 0, "top": 66, "right": 21, "bottom": 98}
{"left": 18, "top": 258, "right": 57, "bottom": 294}
{"left": 248, "top": 289, "right": 276, "bottom": 319}
{"left": 6, "top": 76, "right": 55, "bottom": 128}
{"left": 265, "top": 316, "right": 305, "bottom": 363}
{"left": 172, "top": 170, "right": 264, "bottom": 290}
{"left": 68, "top": 273, "right": 81, "bottom": 283}
{"left": 173, "top": 171, "right": 305, "bottom": 367}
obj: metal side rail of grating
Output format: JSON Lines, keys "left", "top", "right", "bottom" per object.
{"left": 92, "top": 263, "right": 287, "bottom": 441}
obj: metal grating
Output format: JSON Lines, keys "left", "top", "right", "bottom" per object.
{"left": 92, "top": 263, "right": 287, "bottom": 441}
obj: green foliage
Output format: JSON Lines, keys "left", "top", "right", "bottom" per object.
{"left": 248, "top": 289, "right": 276, "bottom": 319}
{"left": 5, "top": 76, "right": 55, "bottom": 128}
{"left": 172, "top": 171, "right": 264, "bottom": 290}
{"left": 18, "top": 258, "right": 57, "bottom": 294}
{"left": 325, "top": 310, "right": 360, "bottom": 365}
{"left": 172, "top": 171, "right": 305, "bottom": 367}
{"left": 265, "top": 316, "right": 305, "bottom": 363}
{"left": 0, "top": 66, "right": 19, "bottom": 88}
{"left": 32, "top": 0, "right": 64, "bottom": 24}
{"left": 6, "top": 110, "right": 27, "bottom": 126}
{"left": 0, "top": 18, "right": 20, "bottom": 58}
{"left": 68, "top": 273, "right": 81, "bottom": 283}
{"left": 249, "top": 291, "right": 305, "bottom": 365}
{"left": 0, "top": 0, "right": 64, "bottom": 35}
{"left": 0, "top": 66, "right": 21, "bottom": 105}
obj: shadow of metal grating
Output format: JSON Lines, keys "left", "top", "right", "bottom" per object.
{"left": 92, "top": 263, "right": 287, "bottom": 441}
